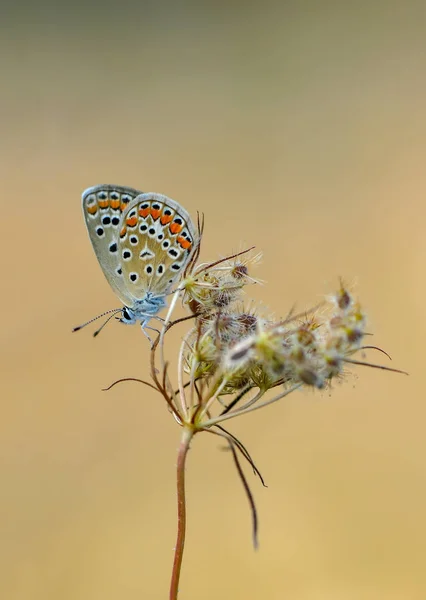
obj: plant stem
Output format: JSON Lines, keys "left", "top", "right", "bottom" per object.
{"left": 202, "top": 383, "right": 303, "bottom": 427}
{"left": 170, "top": 426, "right": 194, "bottom": 600}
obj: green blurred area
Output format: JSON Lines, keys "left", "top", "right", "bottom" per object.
{"left": 1, "top": 2, "right": 425, "bottom": 599}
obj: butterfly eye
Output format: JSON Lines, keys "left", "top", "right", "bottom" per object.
{"left": 129, "top": 235, "right": 139, "bottom": 246}
{"left": 140, "top": 224, "right": 148, "bottom": 232}
{"left": 102, "top": 216, "right": 111, "bottom": 226}
{"left": 96, "top": 226, "right": 104, "bottom": 237}
{"left": 129, "top": 272, "right": 139, "bottom": 283}
{"left": 111, "top": 216, "right": 120, "bottom": 226}
{"left": 162, "top": 240, "right": 170, "bottom": 249}
{"left": 122, "top": 250, "right": 132, "bottom": 260}
{"left": 122, "top": 306, "right": 132, "bottom": 321}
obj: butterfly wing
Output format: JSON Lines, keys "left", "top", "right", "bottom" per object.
{"left": 117, "top": 193, "right": 198, "bottom": 303}
{"left": 82, "top": 184, "right": 144, "bottom": 305}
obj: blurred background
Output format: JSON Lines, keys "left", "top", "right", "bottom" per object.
{"left": 1, "top": 1, "right": 426, "bottom": 598}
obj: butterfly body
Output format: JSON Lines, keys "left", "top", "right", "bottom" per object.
{"left": 81, "top": 184, "right": 198, "bottom": 334}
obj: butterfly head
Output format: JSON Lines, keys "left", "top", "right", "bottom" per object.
{"left": 120, "top": 293, "right": 167, "bottom": 326}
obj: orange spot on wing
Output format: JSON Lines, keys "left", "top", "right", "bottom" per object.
{"left": 110, "top": 199, "right": 120, "bottom": 209}
{"left": 139, "top": 207, "right": 150, "bottom": 218}
{"left": 120, "top": 226, "right": 127, "bottom": 238}
{"left": 150, "top": 209, "right": 161, "bottom": 220}
{"left": 126, "top": 216, "right": 138, "bottom": 227}
{"left": 98, "top": 200, "right": 109, "bottom": 208}
{"left": 169, "top": 222, "right": 183, "bottom": 235}
{"left": 87, "top": 205, "right": 97, "bottom": 215}
{"left": 160, "top": 213, "right": 173, "bottom": 225}
{"left": 177, "top": 236, "right": 192, "bottom": 250}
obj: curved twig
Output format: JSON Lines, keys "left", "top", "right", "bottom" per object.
{"left": 213, "top": 424, "right": 267, "bottom": 487}
{"left": 102, "top": 377, "right": 159, "bottom": 392}
{"left": 208, "top": 428, "right": 259, "bottom": 549}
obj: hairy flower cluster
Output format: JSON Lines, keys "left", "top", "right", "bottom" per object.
{"left": 154, "top": 238, "right": 402, "bottom": 433}
{"left": 179, "top": 250, "right": 262, "bottom": 385}
{"left": 182, "top": 280, "right": 369, "bottom": 416}
{"left": 224, "top": 281, "right": 367, "bottom": 392}
{"left": 181, "top": 248, "right": 262, "bottom": 315}
{"left": 152, "top": 241, "right": 403, "bottom": 434}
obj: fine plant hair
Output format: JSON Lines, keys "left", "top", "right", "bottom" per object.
{"left": 97, "top": 218, "right": 406, "bottom": 600}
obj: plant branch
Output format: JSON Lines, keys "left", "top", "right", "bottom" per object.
{"left": 170, "top": 427, "right": 194, "bottom": 600}
{"left": 203, "top": 383, "right": 303, "bottom": 427}
{"left": 207, "top": 428, "right": 259, "bottom": 549}
{"left": 212, "top": 424, "right": 267, "bottom": 487}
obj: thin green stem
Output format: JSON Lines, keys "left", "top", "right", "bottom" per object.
{"left": 195, "top": 376, "right": 229, "bottom": 424}
{"left": 177, "top": 333, "right": 191, "bottom": 420}
{"left": 170, "top": 427, "right": 194, "bottom": 600}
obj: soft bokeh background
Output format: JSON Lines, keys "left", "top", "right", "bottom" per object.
{"left": 2, "top": 1, "right": 425, "bottom": 598}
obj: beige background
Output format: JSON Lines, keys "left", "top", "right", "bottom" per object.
{"left": 1, "top": 2, "right": 425, "bottom": 599}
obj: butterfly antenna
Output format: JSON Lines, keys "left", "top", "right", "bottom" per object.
{"left": 93, "top": 311, "right": 123, "bottom": 337}
{"left": 73, "top": 308, "right": 122, "bottom": 333}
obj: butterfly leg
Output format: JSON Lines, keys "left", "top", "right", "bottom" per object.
{"left": 150, "top": 315, "right": 165, "bottom": 324}
{"left": 145, "top": 325, "right": 161, "bottom": 336}
{"left": 141, "top": 323, "right": 161, "bottom": 348}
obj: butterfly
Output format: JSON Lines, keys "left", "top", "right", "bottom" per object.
{"left": 78, "top": 184, "right": 199, "bottom": 338}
